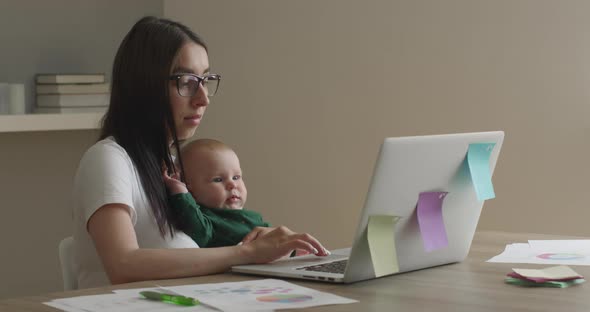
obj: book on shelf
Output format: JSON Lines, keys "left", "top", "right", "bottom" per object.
{"left": 36, "top": 73, "right": 105, "bottom": 84}
{"left": 36, "top": 83, "right": 110, "bottom": 95}
{"left": 33, "top": 106, "right": 107, "bottom": 114}
{"left": 36, "top": 93, "right": 110, "bottom": 108}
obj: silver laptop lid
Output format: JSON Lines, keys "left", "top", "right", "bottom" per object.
{"left": 344, "top": 131, "right": 504, "bottom": 282}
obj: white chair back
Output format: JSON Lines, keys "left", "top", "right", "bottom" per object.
{"left": 58, "top": 236, "right": 78, "bottom": 290}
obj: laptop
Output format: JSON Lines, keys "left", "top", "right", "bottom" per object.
{"left": 232, "top": 131, "right": 504, "bottom": 283}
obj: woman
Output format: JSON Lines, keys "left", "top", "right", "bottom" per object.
{"left": 72, "top": 16, "right": 328, "bottom": 288}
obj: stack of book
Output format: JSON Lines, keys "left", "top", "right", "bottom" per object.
{"left": 34, "top": 73, "right": 110, "bottom": 114}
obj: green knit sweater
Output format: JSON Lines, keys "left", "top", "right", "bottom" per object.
{"left": 169, "top": 193, "right": 270, "bottom": 248}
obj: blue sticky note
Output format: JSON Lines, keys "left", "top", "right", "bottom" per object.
{"left": 467, "top": 143, "right": 496, "bottom": 200}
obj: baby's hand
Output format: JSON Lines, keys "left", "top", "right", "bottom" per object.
{"left": 162, "top": 170, "right": 189, "bottom": 195}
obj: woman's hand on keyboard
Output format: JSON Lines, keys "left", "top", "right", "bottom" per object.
{"left": 240, "top": 226, "right": 330, "bottom": 264}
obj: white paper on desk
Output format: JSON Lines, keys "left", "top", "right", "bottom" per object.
{"left": 162, "top": 279, "right": 357, "bottom": 312}
{"left": 529, "top": 240, "right": 590, "bottom": 253}
{"left": 44, "top": 301, "right": 84, "bottom": 312}
{"left": 45, "top": 293, "right": 213, "bottom": 312}
{"left": 487, "top": 242, "right": 590, "bottom": 265}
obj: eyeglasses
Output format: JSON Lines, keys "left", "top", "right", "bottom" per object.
{"left": 169, "top": 73, "right": 221, "bottom": 97}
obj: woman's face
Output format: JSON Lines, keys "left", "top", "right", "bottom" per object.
{"left": 169, "top": 42, "right": 210, "bottom": 141}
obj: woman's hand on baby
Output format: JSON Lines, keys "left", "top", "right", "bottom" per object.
{"left": 162, "top": 169, "right": 189, "bottom": 195}
{"left": 241, "top": 226, "right": 330, "bottom": 264}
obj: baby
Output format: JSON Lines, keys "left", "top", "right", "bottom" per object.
{"left": 164, "top": 138, "right": 270, "bottom": 248}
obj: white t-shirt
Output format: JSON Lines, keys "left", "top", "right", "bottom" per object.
{"left": 72, "top": 137, "right": 198, "bottom": 288}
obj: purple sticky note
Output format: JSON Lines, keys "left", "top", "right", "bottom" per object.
{"left": 417, "top": 191, "right": 449, "bottom": 252}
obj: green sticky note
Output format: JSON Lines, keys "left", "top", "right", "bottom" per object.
{"left": 367, "top": 215, "right": 400, "bottom": 277}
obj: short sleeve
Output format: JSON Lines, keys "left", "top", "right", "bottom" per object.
{"left": 73, "top": 139, "right": 137, "bottom": 226}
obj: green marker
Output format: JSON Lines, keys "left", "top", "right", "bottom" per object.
{"left": 140, "top": 291, "right": 199, "bottom": 306}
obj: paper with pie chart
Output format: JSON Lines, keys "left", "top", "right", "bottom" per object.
{"left": 167, "top": 278, "right": 357, "bottom": 311}
{"left": 487, "top": 240, "right": 590, "bottom": 265}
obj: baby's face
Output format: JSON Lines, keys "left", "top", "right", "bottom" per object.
{"left": 184, "top": 148, "right": 247, "bottom": 209}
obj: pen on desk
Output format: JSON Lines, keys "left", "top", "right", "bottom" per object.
{"left": 140, "top": 291, "right": 199, "bottom": 306}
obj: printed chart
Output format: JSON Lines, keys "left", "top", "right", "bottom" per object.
{"left": 487, "top": 241, "right": 590, "bottom": 265}
{"left": 537, "top": 253, "right": 585, "bottom": 261}
{"left": 189, "top": 284, "right": 313, "bottom": 303}
{"left": 171, "top": 279, "right": 356, "bottom": 311}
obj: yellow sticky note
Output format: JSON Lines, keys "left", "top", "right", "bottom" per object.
{"left": 367, "top": 215, "right": 400, "bottom": 277}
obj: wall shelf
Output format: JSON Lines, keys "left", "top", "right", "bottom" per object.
{"left": 0, "top": 113, "right": 103, "bottom": 133}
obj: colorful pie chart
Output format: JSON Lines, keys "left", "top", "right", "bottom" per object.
{"left": 257, "top": 294, "right": 313, "bottom": 303}
{"left": 536, "top": 253, "right": 585, "bottom": 260}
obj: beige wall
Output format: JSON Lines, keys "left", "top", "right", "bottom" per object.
{"left": 165, "top": 0, "right": 590, "bottom": 249}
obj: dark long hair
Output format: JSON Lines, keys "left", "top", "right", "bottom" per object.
{"left": 100, "top": 16, "right": 207, "bottom": 237}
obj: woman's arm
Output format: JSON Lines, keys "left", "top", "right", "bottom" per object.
{"left": 88, "top": 203, "right": 249, "bottom": 284}
{"left": 88, "top": 203, "right": 328, "bottom": 284}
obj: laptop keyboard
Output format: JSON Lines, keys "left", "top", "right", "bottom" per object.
{"left": 295, "top": 259, "right": 348, "bottom": 274}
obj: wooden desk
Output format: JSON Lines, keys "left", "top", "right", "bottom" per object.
{"left": 1, "top": 231, "right": 588, "bottom": 312}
